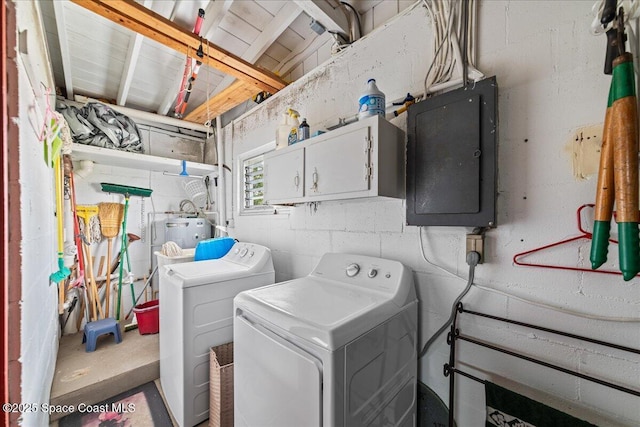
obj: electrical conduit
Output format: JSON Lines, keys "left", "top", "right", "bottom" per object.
{"left": 216, "top": 117, "right": 227, "bottom": 234}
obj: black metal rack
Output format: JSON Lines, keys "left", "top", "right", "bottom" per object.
{"left": 444, "top": 302, "right": 640, "bottom": 427}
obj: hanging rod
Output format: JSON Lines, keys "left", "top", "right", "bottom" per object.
{"left": 450, "top": 333, "right": 640, "bottom": 397}
{"left": 460, "top": 307, "right": 640, "bottom": 356}
{"left": 445, "top": 303, "right": 640, "bottom": 426}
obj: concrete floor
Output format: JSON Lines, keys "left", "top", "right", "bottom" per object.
{"left": 48, "top": 327, "right": 208, "bottom": 426}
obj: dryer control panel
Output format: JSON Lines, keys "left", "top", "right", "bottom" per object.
{"left": 310, "top": 253, "right": 415, "bottom": 304}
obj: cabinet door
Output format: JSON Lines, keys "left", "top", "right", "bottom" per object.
{"left": 264, "top": 147, "right": 304, "bottom": 203}
{"left": 305, "top": 126, "right": 371, "bottom": 198}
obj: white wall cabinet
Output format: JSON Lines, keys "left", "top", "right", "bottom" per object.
{"left": 262, "top": 145, "right": 305, "bottom": 203}
{"left": 263, "top": 115, "right": 405, "bottom": 205}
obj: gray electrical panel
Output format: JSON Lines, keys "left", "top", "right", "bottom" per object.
{"left": 406, "top": 76, "right": 498, "bottom": 227}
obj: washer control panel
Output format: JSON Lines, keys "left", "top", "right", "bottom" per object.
{"left": 223, "top": 242, "right": 270, "bottom": 267}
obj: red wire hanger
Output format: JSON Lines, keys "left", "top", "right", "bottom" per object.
{"left": 513, "top": 204, "right": 630, "bottom": 277}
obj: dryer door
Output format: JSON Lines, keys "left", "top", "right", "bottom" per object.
{"left": 235, "top": 315, "right": 322, "bottom": 427}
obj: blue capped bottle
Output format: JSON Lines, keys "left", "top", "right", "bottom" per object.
{"left": 358, "top": 79, "right": 385, "bottom": 119}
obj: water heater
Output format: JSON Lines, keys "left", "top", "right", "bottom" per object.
{"left": 164, "top": 217, "right": 211, "bottom": 249}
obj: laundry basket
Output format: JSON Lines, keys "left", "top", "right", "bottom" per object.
{"left": 183, "top": 178, "right": 208, "bottom": 208}
{"left": 210, "top": 342, "right": 234, "bottom": 427}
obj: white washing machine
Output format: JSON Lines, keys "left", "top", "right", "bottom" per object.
{"left": 160, "top": 242, "right": 274, "bottom": 427}
{"left": 233, "top": 253, "right": 418, "bottom": 427}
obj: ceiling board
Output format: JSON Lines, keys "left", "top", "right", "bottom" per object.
{"left": 255, "top": 0, "right": 288, "bottom": 16}
{"left": 73, "top": 56, "right": 125, "bottom": 79}
{"left": 167, "top": 0, "right": 209, "bottom": 28}
{"left": 256, "top": 55, "right": 279, "bottom": 72}
{"left": 287, "top": 12, "right": 317, "bottom": 39}
{"left": 276, "top": 27, "right": 307, "bottom": 52}
{"left": 264, "top": 40, "right": 293, "bottom": 63}
{"left": 228, "top": 1, "right": 273, "bottom": 30}
{"left": 208, "top": 28, "right": 251, "bottom": 58}
{"left": 220, "top": 12, "right": 262, "bottom": 45}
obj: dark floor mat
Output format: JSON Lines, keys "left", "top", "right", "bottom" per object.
{"left": 58, "top": 381, "right": 172, "bottom": 427}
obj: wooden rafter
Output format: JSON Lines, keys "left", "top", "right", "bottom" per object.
{"left": 70, "top": 0, "right": 287, "bottom": 94}
{"left": 184, "top": 80, "right": 256, "bottom": 124}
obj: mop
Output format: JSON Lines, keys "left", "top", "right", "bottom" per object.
{"left": 76, "top": 205, "right": 104, "bottom": 321}
{"left": 100, "top": 183, "right": 152, "bottom": 321}
{"left": 68, "top": 169, "right": 92, "bottom": 329}
{"left": 124, "top": 241, "right": 181, "bottom": 320}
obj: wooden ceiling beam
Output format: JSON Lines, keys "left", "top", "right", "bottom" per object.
{"left": 70, "top": 0, "right": 287, "bottom": 94}
{"left": 184, "top": 80, "right": 256, "bottom": 124}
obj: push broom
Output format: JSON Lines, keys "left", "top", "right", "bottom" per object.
{"left": 100, "top": 183, "right": 153, "bottom": 321}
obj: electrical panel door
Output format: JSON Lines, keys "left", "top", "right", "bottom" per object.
{"left": 406, "top": 77, "right": 498, "bottom": 227}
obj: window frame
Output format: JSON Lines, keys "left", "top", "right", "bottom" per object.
{"left": 236, "top": 141, "right": 276, "bottom": 215}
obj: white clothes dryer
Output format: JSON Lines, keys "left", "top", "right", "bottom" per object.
{"left": 233, "top": 253, "right": 418, "bottom": 427}
{"left": 160, "top": 242, "right": 274, "bottom": 427}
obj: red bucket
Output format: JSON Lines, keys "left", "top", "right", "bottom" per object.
{"left": 133, "top": 300, "right": 159, "bottom": 334}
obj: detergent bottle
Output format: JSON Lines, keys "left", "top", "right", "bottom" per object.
{"left": 287, "top": 108, "right": 300, "bottom": 145}
{"left": 358, "top": 78, "right": 386, "bottom": 119}
{"left": 276, "top": 112, "right": 291, "bottom": 150}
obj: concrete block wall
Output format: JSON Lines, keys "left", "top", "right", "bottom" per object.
{"left": 225, "top": 2, "right": 640, "bottom": 425}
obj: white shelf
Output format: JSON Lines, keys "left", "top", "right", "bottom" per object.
{"left": 70, "top": 143, "right": 218, "bottom": 176}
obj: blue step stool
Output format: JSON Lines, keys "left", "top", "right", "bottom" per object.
{"left": 82, "top": 318, "right": 122, "bottom": 352}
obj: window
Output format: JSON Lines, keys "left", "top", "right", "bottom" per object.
{"left": 243, "top": 155, "right": 265, "bottom": 209}
{"left": 237, "top": 141, "right": 275, "bottom": 215}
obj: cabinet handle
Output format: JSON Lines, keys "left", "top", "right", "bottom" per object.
{"left": 294, "top": 172, "right": 300, "bottom": 188}
{"left": 311, "top": 168, "right": 318, "bottom": 192}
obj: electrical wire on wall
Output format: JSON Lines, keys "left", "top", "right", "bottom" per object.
{"left": 417, "top": 228, "right": 640, "bottom": 358}
{"left": 422, "top": 0, "right": 484, "bottom": 95}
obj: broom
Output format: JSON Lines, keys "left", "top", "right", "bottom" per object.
{"left": 98, "top": 202, "right": 124, "bottom": 318}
